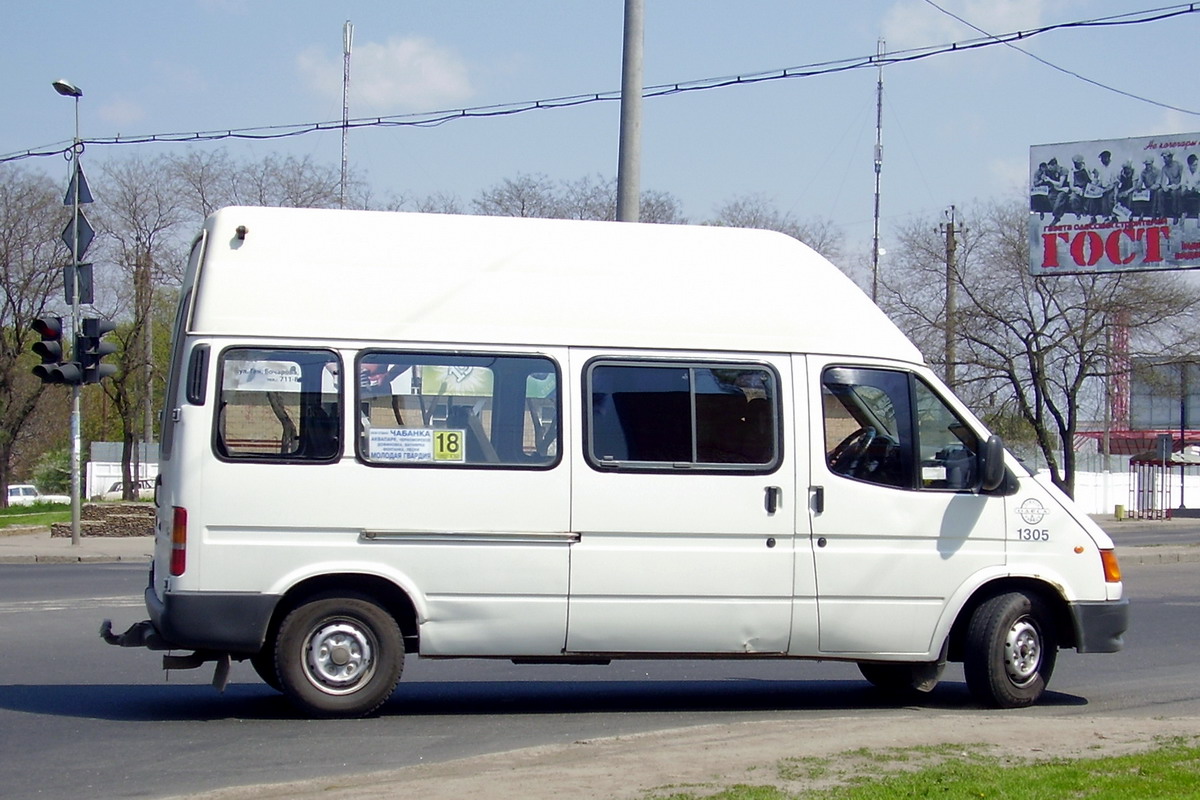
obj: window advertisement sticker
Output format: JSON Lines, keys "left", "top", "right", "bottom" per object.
{"left": 421, "top": 364, "right": 493, "bottom": 396}
{"left": 368, "top": 428, "right": 466, "bottom": 462}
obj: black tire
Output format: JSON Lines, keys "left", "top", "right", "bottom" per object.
{"left": 963, "top": 592, "right": 1057, "bottom": 708}
{"left": 275, "top": 594, "right": 404, "bottom": 718}
{"left": 250, "top": 648, "right": 282, "bottom": 692}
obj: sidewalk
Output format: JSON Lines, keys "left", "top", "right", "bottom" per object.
{"left": 0, "top": 526, "right": 1196, "bottom": 565}
{"left": 0, "top": 527, "right": 153, "bottom": 564}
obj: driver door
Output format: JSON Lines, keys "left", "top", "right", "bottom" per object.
{"left": 807, "top": 359, "right": 1007, "bottom": 656}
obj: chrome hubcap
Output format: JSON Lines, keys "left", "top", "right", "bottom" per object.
{"left": 1004, "top": 617, "right": 1041, "bottom": 686}
{"left": 303, "top": 620, "right": 375, "bottom": 694}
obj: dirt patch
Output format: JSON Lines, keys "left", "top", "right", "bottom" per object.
{"left": 170, "top": 713, "right": 1200, "bottom": 800}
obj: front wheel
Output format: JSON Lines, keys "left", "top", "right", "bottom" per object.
{"left": 275, "top": 594, "right": 405, "bottom": 718}
{"left": 963, "top": 592, "right": 1057, "bottom": 708}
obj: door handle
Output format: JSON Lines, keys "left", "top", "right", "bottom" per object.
{"left": 764, "top": 486, "right": 782, "bottom": 515}
{"left": 809, "top": 485, "right": 825, "bottom": 514}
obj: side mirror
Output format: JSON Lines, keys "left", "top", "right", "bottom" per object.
{"left": 979, "top": 434, "right": 1006, "bottom": 492}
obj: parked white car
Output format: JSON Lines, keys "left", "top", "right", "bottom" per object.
{"left": 101, "top": 479, "right": 155, "bottom": 501}
{"left": 6, "top": 484, "right": 70, "bottom": 506}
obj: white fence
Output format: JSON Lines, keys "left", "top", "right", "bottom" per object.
{"left": 1068, "top": 469, "right": 1200, "bottom": 516}
{"left": 85, "top": 461, "right": 158, "bottom": 500}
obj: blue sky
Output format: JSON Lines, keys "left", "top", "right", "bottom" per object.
{"left": 3, "top": 1, "right": 1198, "bottom": 270}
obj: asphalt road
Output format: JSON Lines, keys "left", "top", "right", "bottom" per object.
{"left": 1100, "top": 514, "right": 1200, "bottom": 547}
{"left": 0, "top": 557, "right": 1196, "bottom": 800}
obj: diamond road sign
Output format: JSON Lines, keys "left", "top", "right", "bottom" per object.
{"left": 60, "top": 208, "right": 94, "bottom": 259}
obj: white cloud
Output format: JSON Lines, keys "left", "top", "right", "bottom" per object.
{"left": 989, "top": 155, "right": 1029, "bottom": 196}
{"left": 1148, "top": 109, "right": 1199, "bottom": 138}
{"left": 97, "top": 97, "right": 147, "bottom": 130}
{"left": 882, "top": 0, "right": 1048, "bottom": 51}
{"left": 298, "top": 35, "right": 473, "bottom": 112}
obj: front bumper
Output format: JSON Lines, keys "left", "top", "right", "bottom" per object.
{"left": 1070, "top": 598, "right": 1130, "bottom": 653}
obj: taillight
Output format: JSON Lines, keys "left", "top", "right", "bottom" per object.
{"left": 1100, "top": 549, "right": 1122, "bottom": 583}
{"left": 170, "top": 507, "right": 187, "bottom": 576}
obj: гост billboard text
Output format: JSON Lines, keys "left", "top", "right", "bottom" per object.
{"left": 1030, "top": 134, "right": 1200, "bottom": 275}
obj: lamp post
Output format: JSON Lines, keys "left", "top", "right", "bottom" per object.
{"left": 53, "top": 78, "right": 84, "bottom": 546}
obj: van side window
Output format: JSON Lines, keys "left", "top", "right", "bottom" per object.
{"left": 356, "top": 352, "right": 559, "bottom": 468}
{"left": 822, "top": 367, "right": 913, "bottom": 488}
{"left": 586, "top": 361, "right": 778, "bottom": 472}
{"left": 215, "top": 348, "right": 341, "bottom": 462}
{"left": 914, "top": 379, "right": 981, "bottom": 491}
{"left": 821, "top": 367, "right": 981, "bottom": 492}
{"left": 160, "top": 284, "right": 195, "bottom": 460}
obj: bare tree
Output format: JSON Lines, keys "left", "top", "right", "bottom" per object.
{"left": 168, "top": 150, "right": 238, "bottom": 219}
{"left": 636, "top": 188, "right": 686, "bottom": 225}
{"left": 472, "top": 174, "right": 561, "bottom": 218}
{"left": 0, "top": 166, "right": 71, "bottom": 503}
{"left": 93, "top": 155, "right": 190, "bottom": 498}
{"left": 408, "top": 191, "right": 463, "bottom": 214}
{"left": 882, "top": 199, "right": 1200, "bottom": 496}
{"left": 558, "top": 174, "right": 617, "bottom": 221}
{"left": 473, "top": 173, "right": 685, "bottom": 223}
{"left": 167, "top": 150, "right": 357, "bottom": 216}
{"left": 708, "top": 193, "right": 843, "bottom": 262}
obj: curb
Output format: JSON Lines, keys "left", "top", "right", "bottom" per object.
{"left": 1116, "top": 547, "right": 1200, "bottom": 565}
{"left": 0, "top": 553, "right": 151, "bottom": 565}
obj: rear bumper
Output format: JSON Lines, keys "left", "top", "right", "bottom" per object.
{"left": 146, "top": 585, "right": 279, "bottom": 655}
{"left": 1069, "top": 598, "right": 1129, "bottom": 653}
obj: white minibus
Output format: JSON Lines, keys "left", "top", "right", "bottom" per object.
{"left": 103, "top": 206, "right": 1128, "bottom": 717}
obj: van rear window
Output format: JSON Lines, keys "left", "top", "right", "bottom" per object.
{"left": 215, "top": 348, "right": 341, "bottom": 462}
{"left": 356, "top": 352, "right": 559, "bottom": 468}
{"left": 585, "top": 361, "right": 779, "bottom": 472}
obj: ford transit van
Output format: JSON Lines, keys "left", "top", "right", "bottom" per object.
{"left": 103, "top": 207, "right": 1127, "bottom": 717}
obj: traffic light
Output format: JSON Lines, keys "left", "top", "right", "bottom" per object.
{"left": 31, "top": 316, "right": 64, "bottom": 372}
{"left": 30, "top": 316, "right": 81, "bottom": 384}
{"left": 77, "top": 317, "right": 117, "bottom": 384}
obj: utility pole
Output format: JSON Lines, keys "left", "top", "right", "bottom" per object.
{"left": 871, "top": 38, "right": 885, "bottom": 303}
{"left": 940, "top": 206, "right": 959, "bottom": 389}
{"left": 340, "top": 20, "right": 353, "bottom": 209}
{"left": 1180, "top": 362, "right": 1190, "bottom": 509}
{"left": 615, "top": 0, "right": 643, "bottom": 222}
{"left": 140, "top": 242, "right": 154, "bottom": 490}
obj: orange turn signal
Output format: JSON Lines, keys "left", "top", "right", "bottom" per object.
{"left": 1100, "top": 549, "right": 1122, "bottom": 583}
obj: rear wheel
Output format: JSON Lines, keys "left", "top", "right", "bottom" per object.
{"left": 275, "top": 594, "right": 404, "bottom": 718}
{"left": 963, "top": 591, "right": 1057, "bottom": 708}
{"left": 250, "top": 649, "right": 282, "bottom": 692}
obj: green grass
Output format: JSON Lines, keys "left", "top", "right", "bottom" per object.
{"left": 650, "top": 788, "right": 791, "bottom": 800}
{"left": 643, "top": 739, "right": 1200, "bottom": 800}
{"left": 0, "top": 503, "right": 69, "bottom": 531}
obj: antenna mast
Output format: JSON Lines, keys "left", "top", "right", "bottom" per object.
{"left": 871, "top": 37, "right": 885, "bottom": 302}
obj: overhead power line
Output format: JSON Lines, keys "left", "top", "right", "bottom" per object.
{"left": 3, "top": 3, "right": 1198, "bottom": 165}
{"left": 919, "top": 0, "right": 1198, "bottom": 115}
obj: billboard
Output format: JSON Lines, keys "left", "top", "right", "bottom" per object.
{"left": 1029, "top": 133, "right": 1200, "bottom": 275}
{"left": 1130, "top": 358, "right": 1200, "bottom": 431}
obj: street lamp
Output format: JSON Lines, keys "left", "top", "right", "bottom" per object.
{"left": 52, "top": 79, "right": 83, "bottom": 99}
{"left": 53, "top": 78, "right": 84, "bottom": 546}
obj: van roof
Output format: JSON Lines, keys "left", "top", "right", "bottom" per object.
{"left": 187, "top": 206, "right": 922, "bottom": 361}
